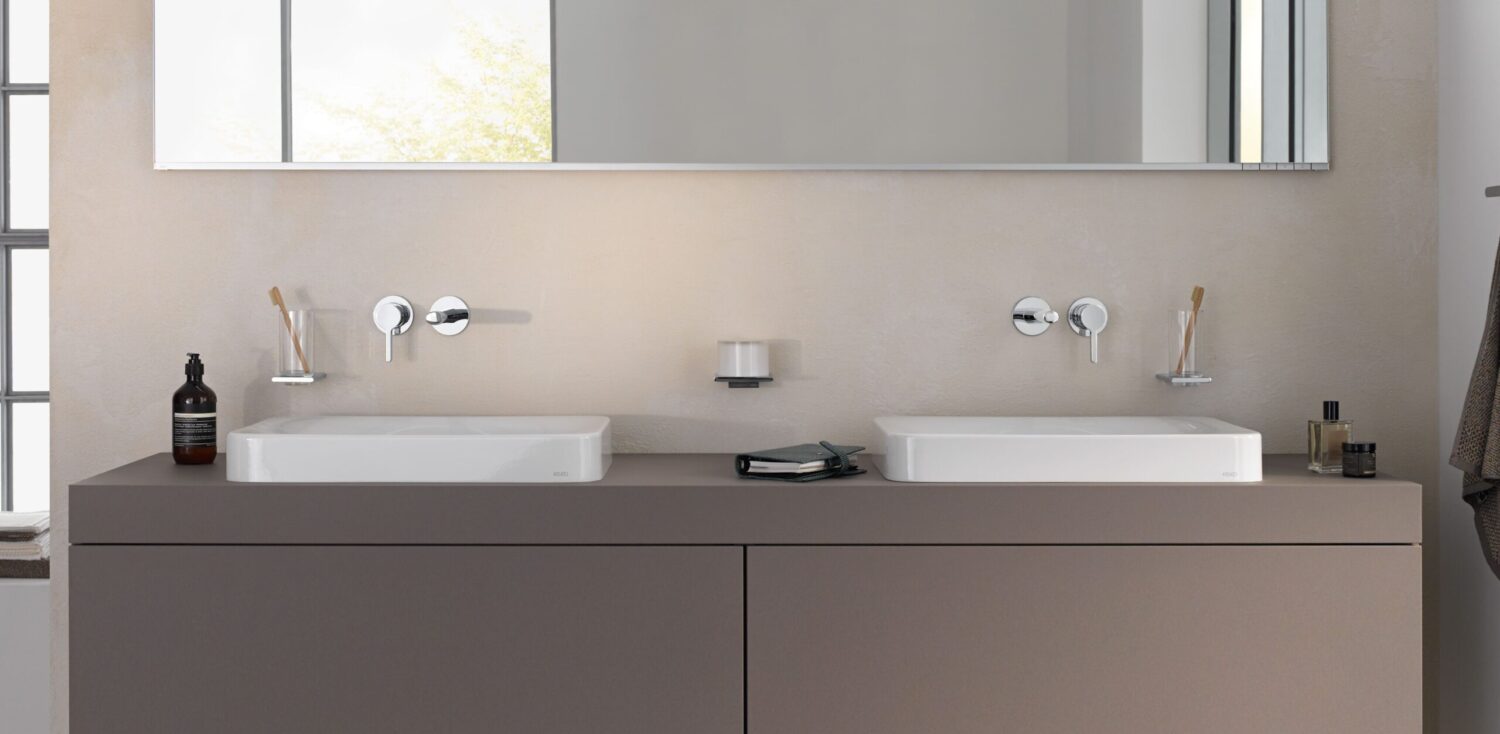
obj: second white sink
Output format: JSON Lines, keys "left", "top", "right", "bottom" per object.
{"left": 227, "top": 416, "right": 611, "bottom": 483}
{"left": 873, "top": 416, "right": 1262, "bottom": 483}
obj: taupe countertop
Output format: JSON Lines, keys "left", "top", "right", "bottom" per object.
{"left": 69, "top": 454, "right": 1421, "bottom": 546}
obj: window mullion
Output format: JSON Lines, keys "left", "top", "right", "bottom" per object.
{"left": 280, "top": 0, "right": 292, "bottom": 163}
{"left": 1, "top": 0, "right": 9, "bottom": 88}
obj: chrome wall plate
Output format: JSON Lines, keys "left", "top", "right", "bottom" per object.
{"left": 372, "top": 296, "right": 414, "bottom": 335}
{"left": 1067, "top": 298, "right": 1108, "bottom": 337}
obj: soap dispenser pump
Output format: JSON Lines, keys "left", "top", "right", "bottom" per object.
{"left": 173, "top": 353, "right": 218, "bottom": 465}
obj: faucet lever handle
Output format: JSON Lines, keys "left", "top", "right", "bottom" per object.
{"left": 1067, "top": 298, "right": 1109, "bottom": 365}
{"left": 372, "top": 297, "right": 413, "bottom": 364}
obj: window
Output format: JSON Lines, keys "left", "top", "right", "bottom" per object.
{"left": 0, "top": 0, "right": 47, "bottom": 511}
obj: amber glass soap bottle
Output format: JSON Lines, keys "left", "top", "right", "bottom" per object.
{"left": 172, "top": 353, "right": 217, "bottom": 465}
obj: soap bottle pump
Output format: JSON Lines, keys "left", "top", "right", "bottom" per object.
{"left": 173, "top": 353, "right": 218, "bottom": 465}
{"left": 1307, "top": 400, "right": 1352, "bottom": 474}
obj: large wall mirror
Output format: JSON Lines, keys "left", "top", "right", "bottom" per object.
{"left": 155, "top": 0, "right": 1327, "bottom": 170}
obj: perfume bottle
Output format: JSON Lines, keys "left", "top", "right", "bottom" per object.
{"left": 1308, "top": 400, "right": 1352, "bottom": 474}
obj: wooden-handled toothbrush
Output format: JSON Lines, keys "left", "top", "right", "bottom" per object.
{"left": 1176, "top": 285, "right": 1205, "bottom": 376}
{"left": 269, "top": 286, "right": 311, "bottom": 374}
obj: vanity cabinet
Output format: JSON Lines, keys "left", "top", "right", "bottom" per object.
{"left": 70, "top": 546, "right": 743, "bottom": 734}
{"left": 748, "top": 546, "right": 1420, "bottom": 734}
{"left": 69, "top": 454, "right": 1422, "bottom": 734}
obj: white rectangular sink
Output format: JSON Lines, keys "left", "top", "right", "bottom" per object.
{"left": 873, "top": 416, "right": 1261, "bottom": 483}
{"left": 227, "top": 416, "right": 611, "bottom": 483}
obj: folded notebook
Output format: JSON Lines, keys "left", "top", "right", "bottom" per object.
{"left": 735, "top": 442, "right": 866, "bottom": 482}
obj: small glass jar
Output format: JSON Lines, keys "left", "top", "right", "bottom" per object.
{"left": 1342, "top": 442, "right": 1377, "bottom": 478}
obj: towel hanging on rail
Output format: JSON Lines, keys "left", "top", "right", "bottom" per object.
{"left": 1451, "top": 235, "right": 1500, "bottom": 581}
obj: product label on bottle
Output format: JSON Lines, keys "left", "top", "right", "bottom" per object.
{"left": 173, "top": 412, "right": 217, "bottom": 448}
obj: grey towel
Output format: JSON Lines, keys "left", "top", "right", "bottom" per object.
{"left": 1451, "top": 239, "right": 1500, "bottom": 580}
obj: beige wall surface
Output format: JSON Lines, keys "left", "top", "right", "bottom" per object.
{"left": 51, "top": 1, "right": 1437, "bottom": 732}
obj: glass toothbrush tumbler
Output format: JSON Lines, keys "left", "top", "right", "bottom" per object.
{"left": 1167, "top": 308, "right": 1204, "bottom": 377}
{"left": 276, "top": 309, "right": 315, "bottom": 377}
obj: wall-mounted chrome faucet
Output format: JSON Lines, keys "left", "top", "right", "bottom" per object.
{"left": 1011, "top": 297, "right": 1060, "bottom": 336}
{"left": 1013, "top": 295, "right": 1110, "bottom": 364}
{"left": 426, "top": 296, "right": 470, "bottom": 336}
{"left": 1067, "top": 297, "right": 1109, "bottom": 364}
{"left": 372, "top": 296, "right": 414, "bottom": 363}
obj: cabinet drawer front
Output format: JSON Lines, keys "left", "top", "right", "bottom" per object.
{"left": 749, "top": 546, "right": 1420, "bottom": 734}
{"left": 72, "top": 546, "right": 743, "bottom": 734}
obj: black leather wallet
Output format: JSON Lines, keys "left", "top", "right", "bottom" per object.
{"left": 734, "top": 441, "right": 867, "bottom": 482}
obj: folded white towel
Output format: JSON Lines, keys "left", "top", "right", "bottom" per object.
{"left": 0, "top": 531, "right": 47, "bottom": 559}
{"left": 0, "top": 511, "right": 47, "bottom": 540}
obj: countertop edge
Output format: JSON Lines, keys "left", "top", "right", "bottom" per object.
{"left": 69, "top": 453, "right": 1422, "bottom": 546}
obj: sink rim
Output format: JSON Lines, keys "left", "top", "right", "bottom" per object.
{"left": 873, "top": 415, "right": 1263, "bottom": 484}
{"left": 874, "top": 415, "right": 1259, "bottom": 438}
{"left": 229, "top": 415, "right": 612, "bottom": 439}
{"left": 226, "top": 415, "right": 613, "bottom": 483}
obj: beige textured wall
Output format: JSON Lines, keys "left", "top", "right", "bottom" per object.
{"left": 51, "top": 1, "right": 1438, "bottom": 732}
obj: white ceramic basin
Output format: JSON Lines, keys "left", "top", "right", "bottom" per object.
{"left": 227, "top": 416, "right": 611, "bottom": 483}
{"left": 873, "top": 416, "right": 1261, "bottom": 483}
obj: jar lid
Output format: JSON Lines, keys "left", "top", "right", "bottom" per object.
{"left": 1342, "top": 442, "right": 1376, "bottom": 453}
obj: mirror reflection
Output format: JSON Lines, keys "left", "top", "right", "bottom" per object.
{"left": 154, "top": 0, "right": 1327, "bottom": 169}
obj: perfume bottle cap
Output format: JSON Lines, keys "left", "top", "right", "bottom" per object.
{"left": 1342, "top": 442, "right": 1376, "bottom": 453}
{"left": 1323, "top": 400, "right": 1340, "bottom": 420}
